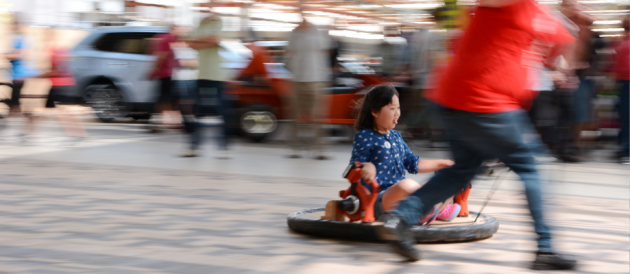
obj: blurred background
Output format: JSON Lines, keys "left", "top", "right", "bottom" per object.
{"left": 0, "top": 0, "right": 627, "bottom": 157}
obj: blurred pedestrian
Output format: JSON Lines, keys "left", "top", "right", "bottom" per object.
{"left": 23, "top": 27, "right": 87, "bottom": 146}
{"left": 377, "top": 0, "right": 577, "bottom": 269}
{"left": 375, "top": 26, "right": 407, "bottom": 79}
{"left": 611, "top": 17, "right": 630, "bottom": 164}
{"left": 405, "top": 9, "right": 452, "bottom": 145}
{"left": 526, "top": 10, "right": 579, "bottom": 160}
{"left": 286, "top": 15, "right": 331, "bottom": 160}
{"left": 329, "top": 35, "right": 341, "bottom": 74}
{"left": 172, "top": 36, "right": 201, "bottom": 158}
{"left": 560, "top": 0, "right": 604, "bottom": 152}
{"left": 4, "top": 14, "right": 38, "bottom": 116}
{"left": 185, "top": 12, "right": 229, "bottom": 158}
{"left": 148, "top": 25, "right": 181, "bottom": 133}
{"left": 545, "top": 60, "right": 582, "bottom": 162}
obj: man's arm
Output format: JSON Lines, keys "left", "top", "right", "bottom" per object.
{"left": 5, "top": 44, "right": 23, "bottom": 61}
{"left": 4, "top": 52, "right": 20, "bottom": 61}
{"left": 186, "top": 35, "right": 220, "bottom": 50}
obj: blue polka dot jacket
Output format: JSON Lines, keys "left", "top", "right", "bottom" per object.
{"left": 349, "top": 129, "right": 420, "bottom": 191}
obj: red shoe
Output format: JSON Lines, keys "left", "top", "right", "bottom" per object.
{"left": 454, "top": 183, "right": 471, "bottom": 217}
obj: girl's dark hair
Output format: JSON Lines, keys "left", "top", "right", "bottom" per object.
{"left": 354, "top": 85, "right": 399, "bottom": 132}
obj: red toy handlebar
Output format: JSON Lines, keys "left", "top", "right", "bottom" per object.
{"left": 338, "top": 162, "right": 381, "bottom": 223}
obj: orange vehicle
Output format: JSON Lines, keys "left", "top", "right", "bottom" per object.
{"left": 227, "top": 74, "right": 404, "bottom": 141}
{"left": 226, "top": 43, "right": 401, "bottom": 142}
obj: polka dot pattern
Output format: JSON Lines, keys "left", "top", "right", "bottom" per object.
{"left": 349, "top": 129, "right": 420, "bottom": 191}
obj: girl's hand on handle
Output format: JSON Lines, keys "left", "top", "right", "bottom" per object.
{"left": 440, "top": 159, "right": 455, "bottom": 169}
{"left": 360, "top": 162, "right": 376, "bottom": 183}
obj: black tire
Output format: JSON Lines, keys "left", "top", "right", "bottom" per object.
{"left": 287, "top": 208, "right": 499, "bottom": 243}
{"left": 238, "top": 105, "right": 278, "bottom": 142}
{"left": 84, "top": 84, "right": 129, "bottom": 123}
{"left": 130, "top": 113, "right": 152, "bottom": 121}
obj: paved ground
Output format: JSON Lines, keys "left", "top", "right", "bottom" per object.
{"left": 0, "top": 117, "right": 627, "bottom": 273}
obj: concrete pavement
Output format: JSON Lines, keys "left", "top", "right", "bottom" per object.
{"left": 0, "top": 117, "right": 627, "bottom": 273}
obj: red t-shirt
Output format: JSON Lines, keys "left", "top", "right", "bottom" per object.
{"left": 427, "top": 0, "right": 574, "bottom": 113}
{"left": 613, "top": 37, "right": 629, "bottom": 81}
{"left": 50, "top": 48, "right": 75, "bottom": 87}
{"left": 150, "top": 33, "right": 177, "bottom": 79}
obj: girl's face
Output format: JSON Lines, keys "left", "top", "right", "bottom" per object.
{"left": 372, "top": 95, "right": 400, "bottom": 133}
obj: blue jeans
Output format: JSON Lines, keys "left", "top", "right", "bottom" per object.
{"left": 574, "top": 79, "right": 595, "bottom": 123}
{"left": 177, "top": 80, "right": 202, "bottom": 150}
{"left": 198, "top": 80, "right": 231, "bottom": 150}
{"left": 390, "top": 106, "right": 553, "bottom": 252}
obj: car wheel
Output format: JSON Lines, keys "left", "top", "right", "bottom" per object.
{"left": 239, "top": 105, "right": 277, "bottom": 142}
{"left": 84, "top": 84, "right": 129, "bottom": 123}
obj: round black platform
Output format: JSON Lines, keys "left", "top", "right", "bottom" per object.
{"left": 287, "top": 207, "right": 499, "bottom": 243}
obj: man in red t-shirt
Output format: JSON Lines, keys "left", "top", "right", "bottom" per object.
{"left": 377, "top": 0, "right": 577, "bottom": 269}
{"left": 149, "top": 25, "right": 180, "bottom": 131}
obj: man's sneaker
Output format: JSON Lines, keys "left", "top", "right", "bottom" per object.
{"left": 620, "top": 157, "right": 630, "bottom": 165}
{"left": 436, "top": 204, "right": 461, "bottom": 222}
{"left": 181, "top": 149, "right": 198, "bottom": 158}
{"left": 418, "top": 206, "right": 438, "bottom": 225}
{"left": 376, "top": 214, "right": 420, "bottom": 262}
{"left": 531, "top": 251, "right": 577, "bottom": 270}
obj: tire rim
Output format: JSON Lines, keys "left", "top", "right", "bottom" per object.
{"left": 85, "top": 85, "right": 127, "bottom": 119}
{"left": 241, "top": 111, "right": 277, "bottom": 134}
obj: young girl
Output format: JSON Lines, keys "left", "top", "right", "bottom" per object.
{"left": 350, "top": 85, "right": 460, "bottom": 224}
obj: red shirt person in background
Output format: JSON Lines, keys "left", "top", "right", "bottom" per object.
{"left": 612, "top": 19, "right": 629, "bottom": 82}
{"left": 149, "top": 25, "right": 180, "bottom": 130}
{"left": 611, "top": 17, "right": 629, "bottom": 163}
{"left": 376, "top": 0, "right": 578, "bottom": 269}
